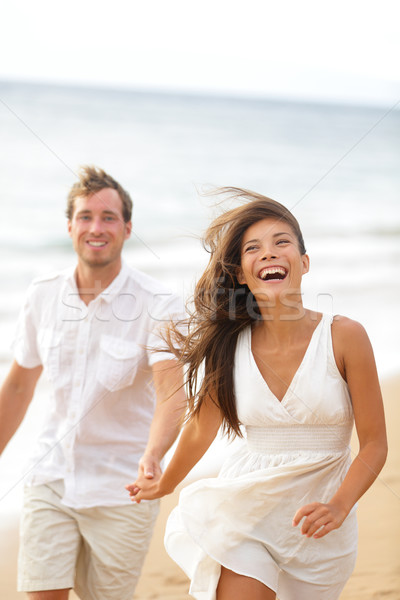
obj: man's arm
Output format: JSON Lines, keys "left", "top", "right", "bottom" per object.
{"left": 0, "top": 360, "right": 42, "bottom": 454}
{"left": 127, "top": 391, "right": 222, "bottom": 501}
{"left": 137, "top": 359, "right": 187, "bottom": 482}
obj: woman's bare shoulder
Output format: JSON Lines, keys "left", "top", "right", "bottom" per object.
{"left": 332, "top": 315, "right": 373, "bottom": 366}
{"left": 332, "top": 314, "right": 368, "bottom": 339}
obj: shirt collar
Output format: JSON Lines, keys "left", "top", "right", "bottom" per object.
{"left": 100, "top": 260, "right": 129, "bottom": 303}
{"left": 65, "top": 260, "right": 129, "bottom": 305}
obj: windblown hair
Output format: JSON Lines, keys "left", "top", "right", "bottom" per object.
{"left": 66, "top": 165, "right": 133, "bottom": 222}
{"left": 167, "top": 187, "right": 306, "bottom": 437}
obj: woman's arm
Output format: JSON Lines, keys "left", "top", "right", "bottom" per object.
{"left": 126, "top": 392, "right": 223, "bottom": 502}
{"left": 293, "top": 317, "right": 388, "bottom": 538}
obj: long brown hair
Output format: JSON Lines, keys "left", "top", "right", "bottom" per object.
{"left": 167, "top": 187, "right": 306, "bottom": 436}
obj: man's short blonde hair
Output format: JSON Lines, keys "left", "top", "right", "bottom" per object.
{"left": 66, "top": 166, "right": 133, "bottom": 222}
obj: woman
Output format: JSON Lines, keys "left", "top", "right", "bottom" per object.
{"left": 126, "top": 188, "right": 387, "bottom": 600}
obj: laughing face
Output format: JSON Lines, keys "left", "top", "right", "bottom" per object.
{"left": 68, "top": 188, "right": 132, "bottom": 270}
{"left": 237, "top": 217, "right": 309, "bottom": 302}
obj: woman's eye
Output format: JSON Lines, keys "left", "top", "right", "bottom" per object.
{"left": 276, "top": 239, "right": 289, "bottom": 245}
{"left": 244, "top": 245, "right": 258, "bottom": 252}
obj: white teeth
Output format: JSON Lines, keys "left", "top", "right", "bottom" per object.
{"left": 259, "top": 267, "right": 286, "bottom": 280}
{"left": 88, "top": 241, "right": 106, "bottom": 247}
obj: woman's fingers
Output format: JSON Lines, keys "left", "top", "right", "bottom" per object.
{"left": 293, "top": 502, "right": 345, "bottom": 538}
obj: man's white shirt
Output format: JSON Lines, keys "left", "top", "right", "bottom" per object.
{"left": 13, "top": 261, "right": 185, "bottom": 509}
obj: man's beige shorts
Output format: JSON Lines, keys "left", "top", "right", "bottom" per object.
{"left": 18, "top": 480, "right": 159, "bottom": 600}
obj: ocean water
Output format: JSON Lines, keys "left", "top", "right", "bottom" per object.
{"left": 0, "top": 80, "right": 399, "bottom": 511}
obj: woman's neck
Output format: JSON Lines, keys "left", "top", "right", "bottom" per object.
{"left": 254, "top": 304, "right": 320, "bottom": 348}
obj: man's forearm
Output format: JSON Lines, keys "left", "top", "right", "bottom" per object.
{"left": 0, "top": 362, "right": 42, "bottom": 454}
{"left": 143, "top": 393, "right": 186, "bottom": 462}
{"left": 139, "top": 359, "right": 186, "bottom": 476}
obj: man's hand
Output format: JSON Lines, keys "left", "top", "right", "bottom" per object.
{"left": 125, "top": 465, "right": 174, "bottom": 503}
{"left": 138, "top": 453, "right": 163, "bottom": 481}
{"left": 125, "top": 453, "right": 163, "bottom": 502}
{"left": 292, "top": 501, "right": 348, "bottom": 539}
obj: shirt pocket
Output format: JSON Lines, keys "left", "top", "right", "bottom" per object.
{"left": 97, "top": 335, "right": 143, "bottom": 392}
{"left": 38, "top": 328, "right": 63, "bottom": 381}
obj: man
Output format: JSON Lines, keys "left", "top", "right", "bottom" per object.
{"left": 0, "top": 166, "right": 186, "bottom": 599}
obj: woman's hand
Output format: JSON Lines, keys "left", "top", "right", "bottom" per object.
{"left": 292, "top": 501, "right": 348, "bottom": 539}
{"left": 125, "top": 476, "right": 173, "bottom": 503}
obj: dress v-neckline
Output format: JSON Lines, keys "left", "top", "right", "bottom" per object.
{"left": 248, "top": 315, "right": 324, "bottom": 404}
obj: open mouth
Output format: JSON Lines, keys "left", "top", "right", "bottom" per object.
{"left": 258, "top": 266, "right": 288, "bottom": 281}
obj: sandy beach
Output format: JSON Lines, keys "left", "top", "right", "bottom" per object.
{"left": 1, "top": 375, "right": 399, "bottom": 599}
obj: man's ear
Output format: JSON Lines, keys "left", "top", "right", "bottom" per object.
{"left": 67, "top": 221, "right": 72, "bottom": 237}
{"left": 125, "top": 221, "right": 132, "bottom": 239}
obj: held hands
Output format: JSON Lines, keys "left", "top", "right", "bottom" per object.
{"left": 125, "top": 453, "right": 172, "bottom": 503}
{"left": 292, "top": 501, "right": 348, "bottom": 539}
{"left": 126, "top": 478, "right": 165, "bottom": 503}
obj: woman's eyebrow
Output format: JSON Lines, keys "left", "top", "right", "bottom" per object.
{"left": 243, "top": 231, "right": 292, "bottom": 246}
{"left": 272, "top": 231, "right": 292, "bottom": 237}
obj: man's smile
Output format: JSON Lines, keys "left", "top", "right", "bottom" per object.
{"left": 86, "top": 240, "right": 108, "bottom": 247}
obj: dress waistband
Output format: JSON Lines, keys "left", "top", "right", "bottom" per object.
{"left": 246, "top": 423, "right": 353, "bottom": 454}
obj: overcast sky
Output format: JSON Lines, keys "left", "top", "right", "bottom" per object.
{"left": 1, "top": 0, "right": 399, "bottom": 106}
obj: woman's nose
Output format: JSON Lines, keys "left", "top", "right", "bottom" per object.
{"left": 260, "top": 247, "right": 277, "bottom": 260}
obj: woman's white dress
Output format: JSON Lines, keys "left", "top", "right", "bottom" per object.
{"left": 165, "top": 314, "right": 358, "bottom": 599}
